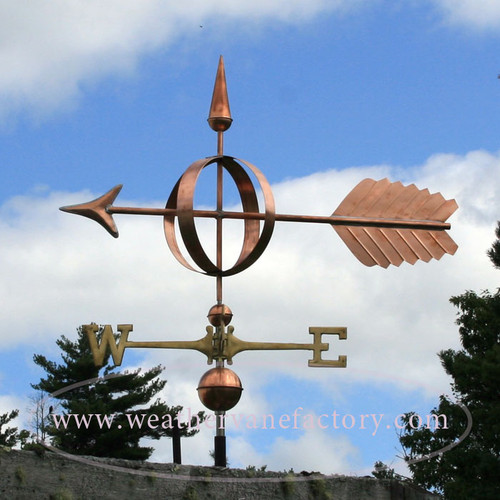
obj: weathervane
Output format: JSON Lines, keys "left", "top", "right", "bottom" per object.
{"left": 60, "top": 56, "right": 458, "bottom": 466}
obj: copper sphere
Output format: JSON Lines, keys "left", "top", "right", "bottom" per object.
{"left": 207, "top": 304, "right": 233, "bottom": 326}
{"left": 197, "top": 367, "right": 243, "bottom": 412}
{"left": 208, "top": 116, "right": 233, "bottom": 132}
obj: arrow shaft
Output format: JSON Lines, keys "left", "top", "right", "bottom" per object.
{"left": 107, "top": 206, "right": 451, "bottom": 231}
{"left": 275, "top": 213, "right": 451, "bottom": 230}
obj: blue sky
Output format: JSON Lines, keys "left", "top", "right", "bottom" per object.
{"left": 1, "top": 0, "right": 500, "bottom": 476}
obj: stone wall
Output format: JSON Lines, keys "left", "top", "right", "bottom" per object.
{"left": 0, "top": 448, "right": 440, "bottom": 500}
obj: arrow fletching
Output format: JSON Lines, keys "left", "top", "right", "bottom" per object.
{"left": 60, "top": 185, "right": 122, "bottom": 238}
{"left": 333, "top": 178, "right": 458, "bottom": 268}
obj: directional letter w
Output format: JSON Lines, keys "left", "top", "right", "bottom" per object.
{"left": 83, "top": 324, "right": 132, "bottom": 367}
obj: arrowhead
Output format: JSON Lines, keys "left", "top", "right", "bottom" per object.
{"left": 60, "top": 185, "right": 122, "bottom": 238}
{"left": 208, "top": 55, "right": 232, "bottom": 132}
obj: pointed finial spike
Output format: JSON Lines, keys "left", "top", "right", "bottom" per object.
{"left": 208, "top": 56, "right": 232, "bottom": 132}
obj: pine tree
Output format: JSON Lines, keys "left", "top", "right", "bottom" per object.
{"left": 33, "top": 325, "right": 205, "bottom": 460}
{"left": 0, "top": 410, "right": 20, "bottom": 447}
{"left": 398, "top": 222, "right": 500, "bottom": 499}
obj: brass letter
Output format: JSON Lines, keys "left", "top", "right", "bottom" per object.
{"left": 308, "top": 327, "right": 347, "bottom": 367}
{"left": 84, "top": 324, "right": 132, "bottom": 367}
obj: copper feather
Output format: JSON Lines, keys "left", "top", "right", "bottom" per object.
{"left": 332, "top": 178, "right": 458, "bottom": 267}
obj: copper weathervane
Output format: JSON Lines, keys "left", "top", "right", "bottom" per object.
{"left": 61, "top": 56, "right": 458, "bottom": 466}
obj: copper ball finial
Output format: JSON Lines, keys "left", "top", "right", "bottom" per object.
{"left": 197, "top": 367, "right": 243, "bottom": 412}
{"left": 208, "top": 304, "right": 233, "bottom": 326}
{"left": 208, "top": 56, "right": 233, "bottom": 132}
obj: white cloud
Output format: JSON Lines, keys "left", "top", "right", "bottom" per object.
{"left": 1, "top": 0, "right": 497, "bottom": 120}
{"left": 0, "top": 0, "right": 357, "bottom": 118}
{"left": 0, "top": 395, "right": 24, "bottom": 414}
{"left": 430, "top": 0, "right": 500, "bottom": 30}
{"left": 228, "top": 425, "right": 361, "bottom": 473}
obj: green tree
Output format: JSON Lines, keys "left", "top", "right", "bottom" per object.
{"left": 372, "top": 461, "right": 405, "bottom": 481}
{"left": 398, "top": 222, "right": 500, "bottom": 499}
{"left": 0, "top": 409, "right": 20, "bottom": 447}
{"left": 32, "top": 325, "right": 205, "bottom": 460}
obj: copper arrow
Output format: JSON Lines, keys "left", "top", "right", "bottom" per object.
{"left": 60, "top": 184, "right": 452, "bottom": 234}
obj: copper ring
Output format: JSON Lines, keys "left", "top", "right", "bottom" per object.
{"left": 164, "top": 156, "right": 275, "bottom": 276}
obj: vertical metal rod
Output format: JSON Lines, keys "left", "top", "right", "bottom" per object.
{"left": 217, "top": 131, "right": 224, "bottom": 157}
{"left": 214, "top": 356, "right": 226, "bottom": 466}
{"left": 214, "top": 434, "right": 226, "bottom": 467}
{"left": 215, "top": 411, "right": 225, "bottom": 437}
{"left": 172, "top": 422, "right": 181, "bottom": 464}
{"left": 216, "top": 131, "right": 224, "bottom": 304}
